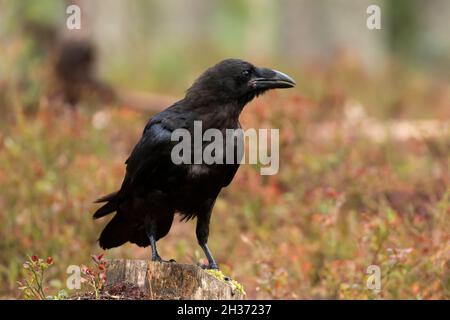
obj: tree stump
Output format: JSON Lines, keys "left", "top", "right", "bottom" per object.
{"left": 104, "top": 259, "right": 245, "bottom": 300}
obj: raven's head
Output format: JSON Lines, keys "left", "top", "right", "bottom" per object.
{"left": 186, "top": 59, "right": 296, "bottom": 106}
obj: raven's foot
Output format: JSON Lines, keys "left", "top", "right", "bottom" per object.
{"left": 199, "top": 262, "right": 219, "bottom": 270}
{"left": 151, "top": 256, "right": 176, "bottom": 263}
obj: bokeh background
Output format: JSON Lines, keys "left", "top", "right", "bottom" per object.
{"left": 0, "top": 0, "right": 449, "bottom": 299}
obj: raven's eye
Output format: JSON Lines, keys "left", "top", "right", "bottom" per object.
{"left": 241, "top": 70, "right": 251, "bottom": 77}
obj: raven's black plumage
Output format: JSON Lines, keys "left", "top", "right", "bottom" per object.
{"left": 94, "top": 59, "right": 295, "bottom": 269}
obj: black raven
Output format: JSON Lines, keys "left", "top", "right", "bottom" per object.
{"left": 93, "top": 59, "right": 295, "bottom": 269}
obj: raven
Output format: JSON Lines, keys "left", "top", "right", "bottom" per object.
{"left": 93, "top": 59, "right": 295, "bottom": 269}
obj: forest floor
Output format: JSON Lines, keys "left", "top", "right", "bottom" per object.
{"left": 1, "top": 61, "right": 449, "bottom": 299}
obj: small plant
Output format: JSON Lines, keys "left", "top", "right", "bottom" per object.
{"left": 80, "top": 254, "right": 108, "bottom": 299}
{"left": 18, "top": 255, "right": 54, "bottom": 300}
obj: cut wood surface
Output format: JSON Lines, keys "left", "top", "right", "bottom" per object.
{"left": 105, "top": 259, "right": 245, "bottom": 300}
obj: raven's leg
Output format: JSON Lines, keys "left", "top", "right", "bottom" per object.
{"left": 146, "top": 222, "right": 162, "bottom": 262}
{"left": 145, "top": 218, "right": 176, "bottom": 263}
{"left": 196, "top": 210, "right": 219, "bottom": 270}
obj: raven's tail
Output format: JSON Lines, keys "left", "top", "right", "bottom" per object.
{"left": 93, "top": 191, "right": 119, "bottom": 219}
{"left": 98, "top": 213, "right": 131, "bottom": 249}
{"left": 94, "top": 191, "right": 151, "bottom": 249}
{"left": 98, "top": 213, "right": 150, "bottom": 249}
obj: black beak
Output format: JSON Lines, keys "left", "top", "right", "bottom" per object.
{"left": 249, "top": 67, "right": 296, "bottom": 90}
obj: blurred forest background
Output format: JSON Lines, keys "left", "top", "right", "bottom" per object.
{"left": 0, "top": 0, "right": 449, "bottom": 299}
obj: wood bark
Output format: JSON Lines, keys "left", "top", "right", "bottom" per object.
{"left": 104, "top": 259, "right": 245, "bottom": 300}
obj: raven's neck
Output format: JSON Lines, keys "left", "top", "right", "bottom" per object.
{"left": 182, "top": 97, "right": 249, "bottom": 130}
{"left": 196, "top": 101, "right": 243, "bottom": 130}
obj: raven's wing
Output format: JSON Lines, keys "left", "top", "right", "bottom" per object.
{"left": 120, "top": 107, "right": 190, "bottom": 197}
{"left": 92, "top": 115, "right": 174, "bottom": 219}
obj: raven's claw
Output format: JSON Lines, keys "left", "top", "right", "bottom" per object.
{"left": 152, "top": 256, "right": 177, "bottom": 263}
{"left": 199, "top": 263, "right": 219, "bottom": 270}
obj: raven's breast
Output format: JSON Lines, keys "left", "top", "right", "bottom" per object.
{"left": 167, "top": 163, "right": 224, "bottom": 215}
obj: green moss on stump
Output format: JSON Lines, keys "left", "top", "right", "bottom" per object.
{"left": 205, "top": 269, "right": 246, "bottom": 296}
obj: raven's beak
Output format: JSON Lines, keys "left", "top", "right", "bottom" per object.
{"left": 250, "top": 68, "right": 296, "bottom": 90}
